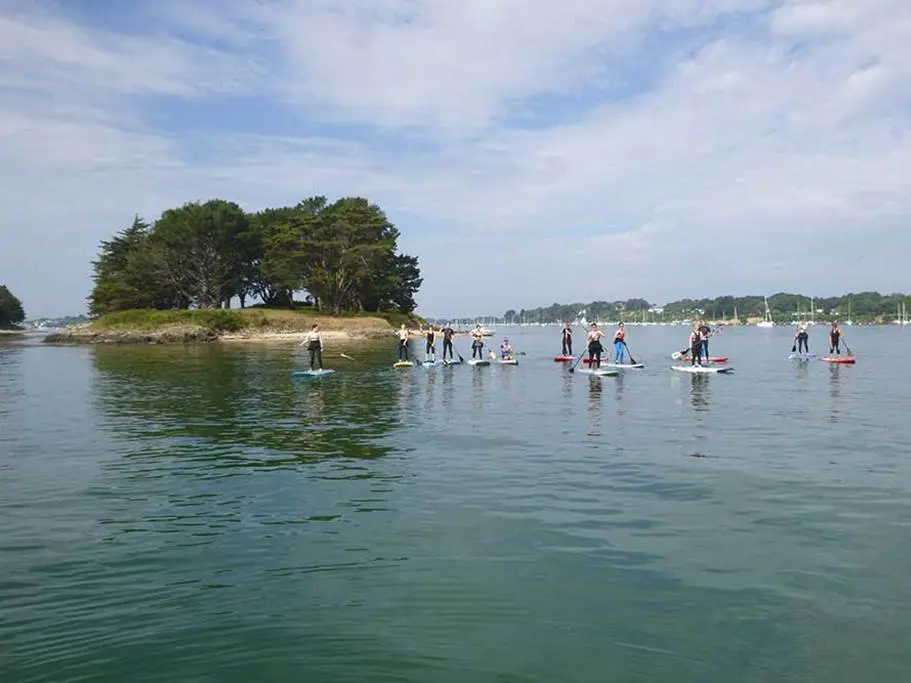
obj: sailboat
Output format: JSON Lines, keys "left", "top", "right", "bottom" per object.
{"left": 756, "top": 296, "right": 774, "bottom": 327}
{"left": 844, "top": 297, "right": 853, "bottom": 326}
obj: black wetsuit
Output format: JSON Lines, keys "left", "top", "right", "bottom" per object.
{"left": 561, "top": 327, "right": 573, "bottom": 355}
{"left": 425, "top": 330, "right": 436, "bottom": 358}
{"left": 829, "top": 328, "right": 841, "bottom": 354}
{"left": 796, "top": 329, "right": 809, "bottom": 353}
{"left": 442, "top": 327, "right": 454, "bottom": 359}
{"left": 690, "top": 334, "right": 703, "bottom": 365}
{"left": 587, "top": 334, "right": 603, "bottom": 368}
{"left": 306, "top": 336, "right": 322, "bottom": 370}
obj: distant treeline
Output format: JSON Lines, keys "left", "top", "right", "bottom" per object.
{"left": 90, "top": 196, "right": 422, "bottom": 317}
{"left": 502, "top": 292, "right": 911, "bottom": 324}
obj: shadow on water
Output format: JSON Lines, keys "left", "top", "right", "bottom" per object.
{"left": 90, "top": 343, "right": 407, "bottom": 467}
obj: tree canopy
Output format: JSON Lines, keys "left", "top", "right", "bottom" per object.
{"left": 0, "top": 285, "right": 25, "bottom": 326}
{"left": 89, "top": 196, "right": 422, "bottom": 317}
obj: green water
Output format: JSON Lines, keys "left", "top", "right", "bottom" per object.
{"left": 2, "top": 326, "right": 910, "bottom": 682}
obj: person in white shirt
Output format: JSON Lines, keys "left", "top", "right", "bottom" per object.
{"left": 397, "top": 324, "right": 410, "bottom": 361}
{"left": 300, "top": 324, "right": 323, "bottom": 370}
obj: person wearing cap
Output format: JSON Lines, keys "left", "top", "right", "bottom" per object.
{"left": 586, "top": 322, "right": 605, "bottom": 368}
{"left": 500, "top": 337, "right": 514, "bottom": 360}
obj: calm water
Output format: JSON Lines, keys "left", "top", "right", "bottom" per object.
{"left": 2, "top": 325, "right": 910, "bottom": 682}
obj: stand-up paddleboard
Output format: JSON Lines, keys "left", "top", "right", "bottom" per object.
{"left": 442, "top": 359, "right": 462, "bottom": 366}
{"left": 421, "top": 360, "right": 439, "bottom": 367}
{"left": 789, "top": 352, "right": 817, "bottom": 360}
{"left": 467, "top": 359, "right": 490, "bottom": 366}
{"left": 672, "top": 364, "right": 733, "bottom": 374}
{"left": 292, "top": 368, "right": 336, "bottom": 377}
{"left": 602, "top": 362, "right": 645, "bottom": 369}
{"left": 393, "top": 360, "right": 414, "bottom": 368}
{"left": 576, "top": 368, "right": 619, "bottom": 377}
{"left": 499, "top": 358, "right": 518, "bottom": 365}
{"left": 553, "top": 355, "right": 576, "bottom": 362}
{"left": 821, "top": 356, "right": 856, "bottom": 364}
{"left": 670, "top": 353, "right": 728, "bottom": 363}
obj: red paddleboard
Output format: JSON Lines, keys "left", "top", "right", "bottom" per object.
{"left": 821, "top": 356, "right": 856, "bottom": 364}
{"left": 554, "top": 355, "right": 576, "bottom": 362}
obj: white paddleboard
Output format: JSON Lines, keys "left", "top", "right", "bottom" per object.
{"left": 292, "top": 368, "right": 336, "bottom": 377}
{"left": 788, "top": 352, "right": 817, "bottom": 359}
{"left": 671, "top": 364, "right": 733, "bottom": 374}
{"left": 603, "top": 362, "right": 644, "bottom": 369}
{"left": 498, "top": 358, "right": 518, "bottom": 365}
{"left": 467, "top": 359, "right": 490, "bottom": 366}
{"left": 576, "top": 368, "right": 619, "bottom": 377}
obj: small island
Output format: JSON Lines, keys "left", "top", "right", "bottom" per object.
{"left": 0, "top": 284, "right": 26, "bottom": 334}
{"left": 43, "top": 196, "right": 427, "bottom": 345}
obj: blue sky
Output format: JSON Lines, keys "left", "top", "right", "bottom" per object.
{"left": 2, "top": 0, "right": 910, "bottom": 319}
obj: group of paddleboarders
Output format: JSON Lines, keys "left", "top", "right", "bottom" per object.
{"left": 558, "top": 322, "right": 632, "bottom": 368}
{"left": 792, "top": 320, "right": 846, "bottom": 355}
{"left": 679, "top": 319, "right": 714, "bottom": 366}
{"left": 396, "top": 322, "right": 475, "bottom": 364}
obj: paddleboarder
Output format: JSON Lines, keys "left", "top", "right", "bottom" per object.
{"left": 586, "top": 323, "right": 605, "bottom": 368}
{"left": 471, "top": 324, "right": 485, "bottom": 359}
{"left": 425, "top": 325, "right": 436, "bottom": 362}
{"left": 500, "top": 337, "right": 514, "bottom": 360}
{"left": 397, "top": 324, "right": 409, "bottom": 361}
{"left": 794, "top": 319, "right": 810, "bottom": 354}
{"left": 300, "top": 324, "right": 323, "bottom": 371}
{"left": 688, "top": 324, "right": 704, "bottom": 366}
{"left": 829, "top": 321, "right": 844, "bottom": 355}
{"left": 697, "top": 318, "right": 713, "bottom": 360}
{"left": 441, "top": 322, "right": 455, "bottom": 361}
{"left": 613, "top": 322, "right": 627, "bottom": 364}
{"left": 561, "top": 323, "right": 573, "bottom": 356}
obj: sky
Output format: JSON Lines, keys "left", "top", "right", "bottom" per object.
{"left": 1, "top": 0, "right": 910, "bottom": 319}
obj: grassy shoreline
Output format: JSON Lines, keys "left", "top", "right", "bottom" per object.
{"left": 42, "top": 308, "right": 425, "bottom": 345}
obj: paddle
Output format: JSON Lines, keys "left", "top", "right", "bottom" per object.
{"left": 340, "top": 353, "right": 354, "bottom": 360}
{"left": 842, "top": 338, "right": 853, "bottom": 356}
{"left": 568, "top": 349, "right": 587, "bottom": 373}
{"left": 621, "top": 340, "right": 637, "bottom": 365}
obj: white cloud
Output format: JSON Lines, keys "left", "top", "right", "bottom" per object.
{"left": 0, "top": 0, "right": 910, "bottom": 318}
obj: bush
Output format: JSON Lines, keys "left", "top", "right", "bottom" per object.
{"left": 94, "top": 309, "right": 245, "bottom": 332}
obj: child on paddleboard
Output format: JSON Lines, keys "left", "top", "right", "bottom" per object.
{"left": 586, "top": 323, "right": 605, "bottom": 368}
{"left": 829, "top": 321, "right": 843, "bottom": 355}
{"left": 300, "top": 324, "right": 323, "bottom": 371}
{"left": 500, "top": 338, "right": 513, "bottom": 360}
{"left": 425, "top": 326, "right": 436, "bottom": 362}
{"left": 794, "top": 320, "right": 810, "bottom": 354}
{"left": 561, "top": 324, "right": 573, "bottom": 356}
{"left": 613, "top": 322, "right": 626, "bottom": 364}
{"left": 688, "top": 324, "right": 704, "bottom": 366}
{"left": 471, "top": 324, "right": 485, "bottom": 359}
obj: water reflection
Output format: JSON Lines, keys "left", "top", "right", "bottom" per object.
{"left": 828, "top": 364, "right": 842, "bottom": 424}
{"left": 423, "top": 364, "right": 437, "bottom": 412}
{"left": 561, "top": 369, "right": 573, "bottom": 402}
{"left": 586, "top": 376, "right": 602, "bottom": 435}
{"left": 440, "top": 364, "right": 454, "bottom": 419}
{"left": 91, "top": 345, "right": 400, "bottom": 464}
{"left": 689, "top": 374, "right": 710, "bottom": 414}
{"left": 471, "top": 365, "right": 486, "bottom": 413}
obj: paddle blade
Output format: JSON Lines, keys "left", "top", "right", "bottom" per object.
{"left": 671, "top": 351, "right": 682, "bottom": 360}
{"left": 791, "top": 344, "right": 796, "bottom": 353}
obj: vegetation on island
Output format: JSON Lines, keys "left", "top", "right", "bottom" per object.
{"left": 503, "top": 292, "right": 911, "bottom": 324}
{"left": 81, "top": 196, "right": 422, "bottom": 338}
{"left": 0, "top": 285, "right": 25, "bottom": 329}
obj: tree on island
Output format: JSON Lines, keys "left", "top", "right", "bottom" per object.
{"left": 88, "top": 196, "right": 422, "bottom": 317}
{"left": 0, "top": 285, "right": 25, "bottom": 326}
